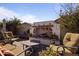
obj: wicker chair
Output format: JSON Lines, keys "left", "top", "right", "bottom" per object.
{"left": 50, "top": 33, "right": 79, "bottom": 56}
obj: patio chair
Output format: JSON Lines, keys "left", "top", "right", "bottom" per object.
{"left": 49, "top": 33, "right": 79, "bottom": 56}
{"left": 2, "top": 31, "right": 19, "bottom": 44}
{"left": 2, "top": 44, "right": 33, "bottom": 56}
{"left": 0, "top": 46, "right": 15, "bottom": 56}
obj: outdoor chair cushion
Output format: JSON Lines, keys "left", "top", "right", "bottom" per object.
{"left": 63, "top": 33, "right": 79, "bottom": 47}
{"left": 63, "top": 33, "right": 79, "bottom": 52}
{"left": 3, "top": 44, "right": 23, "bottom": 56}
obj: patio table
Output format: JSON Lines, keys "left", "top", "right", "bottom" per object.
{"left": 21, "top": 40, "right": 40, "bottom": 55}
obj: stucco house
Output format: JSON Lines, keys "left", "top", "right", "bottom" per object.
{"left": 30, "top": 21, "right": 60, "bottom": 39}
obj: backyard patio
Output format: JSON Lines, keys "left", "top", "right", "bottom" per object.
{"left": 0, "top": 38, "right": 49, "bottom": 56}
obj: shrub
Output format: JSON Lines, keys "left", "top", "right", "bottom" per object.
{"left": 39, "top": 46, "right": 58, "bottom": 56}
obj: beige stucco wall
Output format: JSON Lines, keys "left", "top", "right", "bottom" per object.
{"left": 18, "top": 23, "right": 31, "bottom": 34}
{"left": 52, "top": 23, "right": 60, "bottom": 39}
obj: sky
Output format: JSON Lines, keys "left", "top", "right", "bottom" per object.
{"left": 0, "top": 3, "right": 62, "bottom": 23}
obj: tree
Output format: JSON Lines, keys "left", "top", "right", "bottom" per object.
{"left": 6, "top": 17, "right": 21, "bottom": 35}
{"left": 61, "top": 4, "right": 79, "bottom": 31}
{"left": 55, "top": 4, "right": 79, "bottom": 44}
